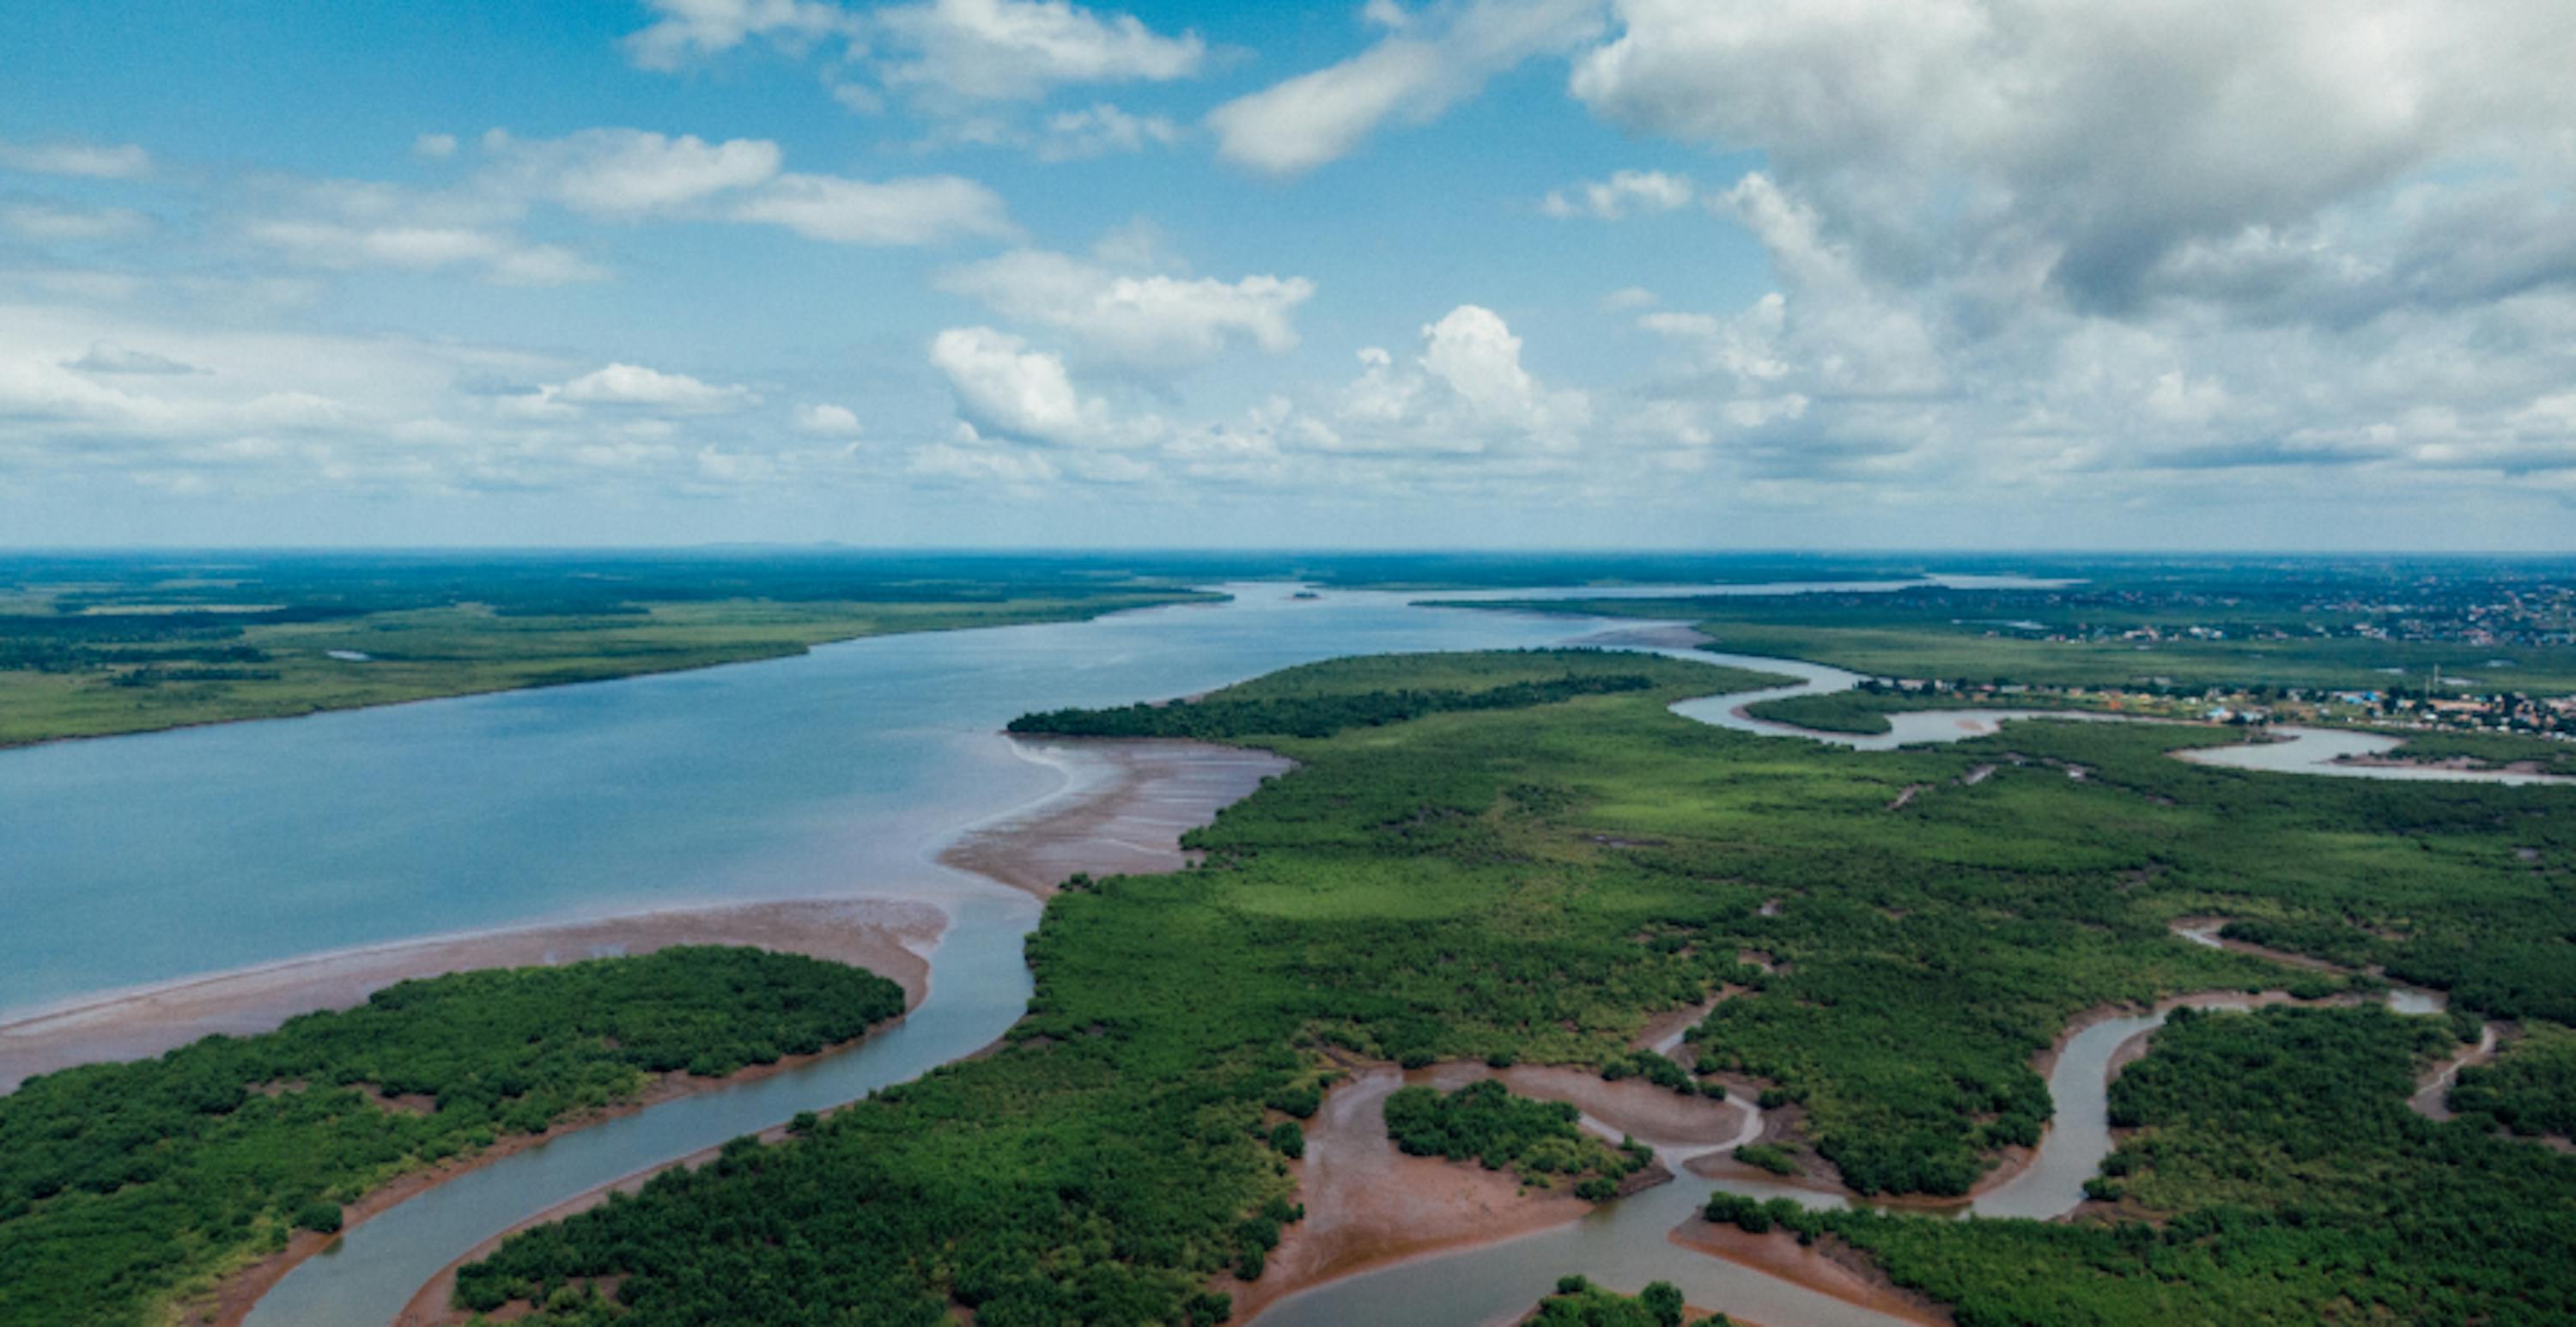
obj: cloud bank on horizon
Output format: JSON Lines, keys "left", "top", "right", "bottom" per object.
{"left": 2, "top": 0, "right": 2573, "bottom": 548}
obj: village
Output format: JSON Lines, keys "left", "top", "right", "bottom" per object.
{"left": 1859, "top": 674, "right": 2576, "bottom": 742}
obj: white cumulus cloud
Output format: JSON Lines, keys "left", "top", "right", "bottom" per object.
{"left": 793, "top": 402, "right": 864, "bottom": 435}
{"left": 734, "top": 173, "right": 1017, "bottom": 245}
{"left": 936, "top": 249, "right": 1313, "bottom": 369}
{"left": 623, "top": 0, "right": 859, "bottom": 70}
{"left": 876, "top": 0, "right": 1205, "bottom": 102}
{"left": 483, "top": 128, "right": 784, "bottom": 216}
{"left": 1540, "top": 169, "right": 1693, "bottom": 220}
{"left": 0, "top": 204, "right": 154, "bottom": 243}
{"left": 1208, "top": 0, "right": 1602, "bottom": 176}
{"left": 929, "top": 326, "right": 1115, "bottom": 444}
{"left": 556, "top": 362, "right": 756, "bottom": 411}
{"left": 0, "top": 139, "right": 153, "bottom": 179}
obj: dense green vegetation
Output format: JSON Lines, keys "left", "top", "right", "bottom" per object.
{"left": 0, "top": 552, "right": 1216, "bottom": 747}
{"left": 1529, "top": 1276, "right": 1699, "bottom": 1326}
{"left": 1740, "top": 1006, "right": 2576, "bottom": 1325}
{"left": 0, "top": 947, "right": 905, "bottom": 1327}
{"left": 1729, "top": 1142, "right": 1799, "bottom": 1176}
{"left": 1012, "top": 664, "right": 1656, "bottom": 740}
{"left": 2450, "top": 1021, "right": 2576, "bottom": 1139}
{"left": 455, "top": 646, "right": 2575, "bottom": 1324}
{"left": 1382, "top": 1080, "right": 1649, "bottom": 1196}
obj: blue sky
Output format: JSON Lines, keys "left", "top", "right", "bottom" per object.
{"left": 3, "top": 0, "right": 2573, "bottom": 548}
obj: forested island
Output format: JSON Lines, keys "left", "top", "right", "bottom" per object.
{"left": 438, "top": 646, "right": 2574, "bottom": 1324}
{"left": 0, "top": 947, "right": 906, "bottom": 1327}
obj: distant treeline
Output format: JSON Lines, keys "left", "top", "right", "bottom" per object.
{"left": 0, "top": 947, "right": 904, "bottom": 1327}
{"left": 1009, "top": 673, "right": 1658, "bottom": 741}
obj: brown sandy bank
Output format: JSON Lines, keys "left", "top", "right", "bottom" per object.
{"left": 1227, "top": 1059, "right": 1750, "bottom": 1323}
{"left": 0, "top": 898, "right": 944, "bottom": 1094}
{"left": 1669, "top": 1221, "right": 1951, "bottom": 1327}
{"left": 939, "top": 737, "right": 1291, "bottom": 897}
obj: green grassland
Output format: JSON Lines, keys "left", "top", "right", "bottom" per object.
{"left": 0, "top": 591, "right": 1205, "bottom": 748}
{"left": 0, "top": 947, "right": 906, "bottom": 1327}
{"left": 453, "top": 648, "right": 2574, "bottom": 1324}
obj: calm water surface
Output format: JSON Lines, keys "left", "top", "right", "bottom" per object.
{"left": 0, "top": 584, "right": 1595, "bottom": 1016}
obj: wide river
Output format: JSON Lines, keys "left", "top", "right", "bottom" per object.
{"left": 1, "top": 579, "right": 2550, "bottom": 1326}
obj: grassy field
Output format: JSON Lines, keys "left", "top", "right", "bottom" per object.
{"left": 450, "top": 649, "right": 2573, "bottom": 1324}
{"left": 0, "top": 948, "right": 905, "bottom": 1327}
{"left": 0, "top": 554, "right": 1211, "bottom": 747}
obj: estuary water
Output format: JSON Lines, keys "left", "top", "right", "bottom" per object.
{"left": 2, "top": 577, "right": 2544, "bottom": 1326}
{"left": 0, "top": 584, "right": 1595, "bottom": 1017}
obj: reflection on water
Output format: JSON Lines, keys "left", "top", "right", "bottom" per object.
{"left": 0, "top": 584, "right": 1596, "bottom": 1016}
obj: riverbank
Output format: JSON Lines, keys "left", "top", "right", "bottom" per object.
{"left": 938, "top": 736, "right": 1291, "bottom": 897}
{"left": 0, "top": 898, "right": 944, "bottom": 1094}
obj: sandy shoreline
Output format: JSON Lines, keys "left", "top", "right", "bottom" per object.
{"left": 937, "top": 736, "right": 1291, "bottom": 896}
{"left": 0, "top": 898, "right": 945, "bottom": 1093}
